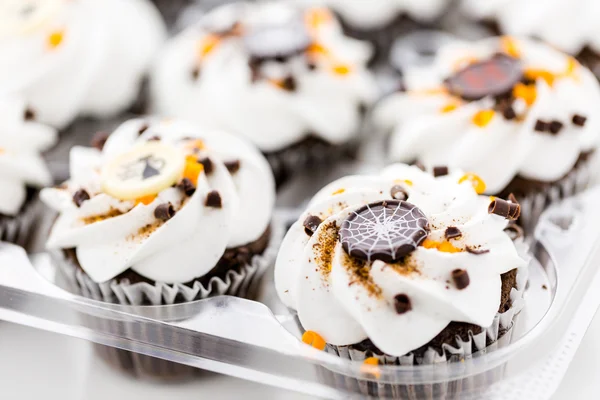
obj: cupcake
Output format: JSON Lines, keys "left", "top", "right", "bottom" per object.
{"left": 0, "top": 0, "right": 166, "bottom": 130}
{"left": 296, "top": 0, "right": 452, "bottom": 62}
{"left": 0, "top": 95, "right": 57, "bottom": 246}
{"left": 275, "top": 163, "right": 528, "bottom": 364}
{"left": 373, "top": 37, "right": 600, "bottom": 230}
{"left": 461, "top": 0, "right": 600, "bottom": 80}
{"left": 41, "top": 117, "right": 276, "bottom": 378}
{"left": 151, "top": 1, "right": 377, "bottom": 186}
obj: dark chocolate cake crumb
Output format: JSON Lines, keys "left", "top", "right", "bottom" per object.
{"left": 73, "top": 189, "right": 90, "bottom": 207}
{"left": 154, "top": 203, "right": 175, "bottom": 221}
{"left": 91, "top": 131, "right": 109, "bottom": 151}
{"left": 281, "top": 76, "right": 297, "bottom": 92}
{"left": 138, "top": 124, "right": 149, "bottom": 135}
{"left": 549, "top": 120, "right": 564, "bottom": 134}
{"left": 444, "top": 226, "right": 462, "bottom": 240}
{"left": 307, "top": 61, "right": 317, "bottom": 71}
{"left": 542, "top": 284, "right": 548, "bottom": 290}
{"left": 303, "top": 215, "right": 323, "bottom": 237}
{"left": 225, "top": 160, "right": 241, "bottom": 174}
{"left": 452, "top": 269, "right": 470, "bottom": 290}
{"left": 502, "top": 106, "right": 517, "bottom": 120}
{"left": 572, "top": 114, "right": 587, "bottom": 126}
{"left": 191, "top": 66, "right": 200, "bottom": 81}
{"left": 177, "top": 178, "right": 196, "bottom": 197}
{"left": 394, "top": 294, "right": 412, "bottom": 314}
{"left": 534, "top": 120, "right": 549, "bottom": 132}
{"left": 433, "top": 166, "right": 449, "bottom": 177}
{"left": 23, "top": 107, "right": 36, "bottom": 121}
{"left": 199, "top": 157, "right": 214, "bottom": 175}
{"left": 147, "top": 135, "right": 161, "bottom": 141}
{"left": 205, "top": 190, "right": 222, "bottom": 208}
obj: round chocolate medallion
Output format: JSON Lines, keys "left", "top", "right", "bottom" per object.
{"left": 340, "top": 201, "right": 429, "bottom": 263}
{"left": 101, "top": 142, "right": 185, "bottom": 201}
{"left": 444, "top": 54, "right": 522, "bottom": 101}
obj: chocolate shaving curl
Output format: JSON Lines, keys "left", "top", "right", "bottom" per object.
{"left": 303, "top": 215, "right": 322, "bottom": 237}
{"left": 488, "top": 198, "right": 521, "bottom": 220}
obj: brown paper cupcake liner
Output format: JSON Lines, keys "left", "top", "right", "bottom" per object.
{"left": 0, "top": 190, "right": 42, "bottom": 249}
{"left": 313, "top": 242, "right": 529, "bottom": 398}
{"left": 50, "top": 221, "right": 283, "bottom": 380}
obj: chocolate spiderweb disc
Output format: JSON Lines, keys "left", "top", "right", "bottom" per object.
{"left": 340, "top": 201, "right": 429, "bottom": 263}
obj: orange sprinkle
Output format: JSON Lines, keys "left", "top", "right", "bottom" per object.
{"left": 513, "top": 83, "right": 537, "bottom": 106}
{"left": 422, "top": 239, "right": 462, "bottom": 253}
{"left": 302, "top": 331, "right": 326, "bottom": 351}
{"left": 332, "top": 64, "right": 352, "bottom": 75}
{"left": 459, "top": 173, "right": 487, "bottom": 194}
{"left": 185, "top": 139, "right": 205, "bottom": 152}
{"left": 501, "top": 36, "right": 520, "bottom": 58}
{"left": 48, "top": 29, "right": 64, "bottom": 49}
{"left": 472, "top": 110, "right": 495, "bottom": 127}
{"left": 135, "top": 194, "right": 157, "bottom": 206}
{"left": 360, "top": 357, "right": 381, "bottom": 379}
{"left": 524, "top": 69, "right": 555, "bottom": 86}
{"left": 440, "top": 103, "right": 459, "bottom": 113}
{"left": 198, "top": 34, "right": 220, "bottom": 58}
{"left": 308, "top": 42, "right": 329, "bottom": 56}
{"left": 183, "top": 155, "right": 204, "bottom": 184}
{"left": 305, "top": 7, "right": 333, "bottom": 30}
{"left": 332, "top": 188, "right": 345, "bottom": 195}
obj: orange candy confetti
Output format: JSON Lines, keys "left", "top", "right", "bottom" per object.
{"left": 501, "top": 36, "right": 521, "bottom": 58}
{"left": 135, "top": 194, "right": 157, "bottom": 206}
{"left": 302, "top": 331, "right": 326, "bottom": 351}
{"left": 472, "top": 110, "right": 495, "bottom": 127}
{"left": 308, "top": 42, "right": 329, "bottom": 56}
{"left": 332, "top": 188, "right": 345, "bottom": 195}
{"left": 422, "top": 239, "right": 462, "bottom": 253}
{"left": 360, "top": 357, "right": 381, "bottom": 379}
{"left": 185, "top": 139, "right": 205, "bottom": 153}
{"left": 183, "top": 155, "right": 204, "bottom": 184}
{"left": 197, "top": 34, "right": 220, "bottom": 58}
{"left": 440, "top": 103, "right": 459, "bottom": 113}
{"left": 459, "top": 173, "right": 487, "bottom": 194}
{"left": 47, "top": 29, "right": 64, "bottom": 49}
{"left": 332, "top": 64, "right": 352, "bottom": 75}
{"left": 513, "top": 83, "right": 537, "bottom": 106}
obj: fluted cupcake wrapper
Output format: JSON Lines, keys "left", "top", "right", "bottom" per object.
{"left": 50, "top": 221, "right": 283, "bottom": 380}
{"left": 0, "top": 193, "right": 42, "bottom": 249}
{"left": 315, "top": 241, "right": 529, "bottom": 399}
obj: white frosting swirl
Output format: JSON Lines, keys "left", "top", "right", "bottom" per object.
{"left": 462, "top": 0, "right": 600, "bottom": 55}
{"left": 0, "top": 0, "right": 166, "bottom": 129}
{"left": 275, "top": 164, "right": 527, "bottom": 357}
{"left": 374, "top": 37, "right": 600, "bottom": 195}
{"left": 42, "top": 118, "right": 275, "bottom": 284}
{"left": 296, "top": 0, "right": 451, "bottom": 29}
{"left": 0, "top": 95, "right": 57, "bottom": 216}
{"left": 151, "top": 2, "right": 377, "bottom": 153}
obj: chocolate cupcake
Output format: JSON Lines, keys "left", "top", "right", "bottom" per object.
{"left": 150, "top": 2, "right": 377, "bottom": 186}
{"left": 374, "top": 37, "right": 600, "bottom": 231}
{"left": 296, "top": 0, "right": 452, "bottom": 63}
{"left": 0, "top": 95, "right": 57, "bottom": 247}
{"left": 275, "top": 163, "right": 528, "bottom": 364}
{"left": 0, "top": 0, "right": 166, "bottom": 131}
{"left": 461, "top": 0, "right": 600, "bottom": 80}
{"left": 41, "top": 117, "right": 277, "bottom": 378}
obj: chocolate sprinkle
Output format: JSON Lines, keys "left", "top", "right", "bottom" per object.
{"left": 549, "top": 120, "right": 564, "bottom": 134}
{"left": 281, "top": 76, "right": 297, "bottom": 92}
{"left": 444, "top": 226, "right": 462, "bottom": 240}
{"left": 90, "top": 131, "right": 109, "bottom": 151}
{"left": 307, "top": 61, "right": 317, "bottom": 71}
{"left": 191, "top": 66, "right": 200, "bottom": 81}
{"left": 147, "top": 136, "right": 161, "bottom": 141}
{"left": 138, "top": 124, "right": 149, "bottom": 135}
{"left": 390, "top": 185, "right": 408, "bottom": 201}
{"left": 224, "top": 160, "right": 241, "bottom": 174}
{"left": 502, "top": 106, "right": 517, "bottom": 120}
{"left": 199, "top": 157, "right": 214, "bottom": 175}
{"left": 466, "top": 246, "right": 490, "bottom": 255}
{"left": 23, "top": 107, "right": 36, "bottom": 121}
{"left": 433, "top": 166, "right": 449, "bottom": 177}
{"left": 572, "top": 114, "right": 587, "bottom": 126}
{"left": 154, "top": 203, "right": 175, "bottom": 221}
{"left": 303, "top": 215, "right": 323, "bottom": 237}
{"left": 394, "top": 294, "right": 412, "bottom": 314}
{"left": 452, "top": 269, "right": 470, "bottom": 290}
{"left": 534, "top": 120, "right": 549, "bottom": 132}
{"left": 488, "top": 198, "right": 521, "bottom": 220}
{"left": 205, "top": 190, "right": 222, "bottom": 208}
{"left": 73, "top": 189, "right": 90, "bottom": 207}
{"left": 177, "top": 178, "right": 196, "bottom": 197}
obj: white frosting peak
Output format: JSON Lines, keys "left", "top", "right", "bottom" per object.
{"left": 374, "top": 37, "right": 600, "bottom": 194}
{"left": 42, "top": 118, "right": 275, "bottom": 284}
{"left": 0, "top": 0, "right": 166, "bottom": 129}
{"left": 151, "top": 1, "right": 377, "bottom": 152}
{"left": 0, "top": 95, "right": 56, "bottom": 216}
{"left": 275, "top": 164, "right": 527, "bottom": 357}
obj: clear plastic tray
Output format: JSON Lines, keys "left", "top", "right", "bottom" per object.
{"left": 1, "top": 180, "right": 600, "bottom": 399}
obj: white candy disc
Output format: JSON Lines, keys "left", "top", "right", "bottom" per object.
{"left": 101, "top": 142, "right": 185, "bottom": 201}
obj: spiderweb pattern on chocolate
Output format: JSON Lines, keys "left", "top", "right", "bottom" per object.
{"left": 340, "top": 201, "right": 429, "bottom": 263}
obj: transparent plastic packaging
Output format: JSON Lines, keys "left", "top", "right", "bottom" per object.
{"left": 0, "top": 183, "right": 599, "bottom": 399}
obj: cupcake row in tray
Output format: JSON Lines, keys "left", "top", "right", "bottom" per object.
{"left": 0, "top": 178, "right": 599, "bottom": 399}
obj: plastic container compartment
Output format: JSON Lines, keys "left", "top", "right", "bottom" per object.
{"left": 0, "top": 181, "right": 599, "bottom": 399}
